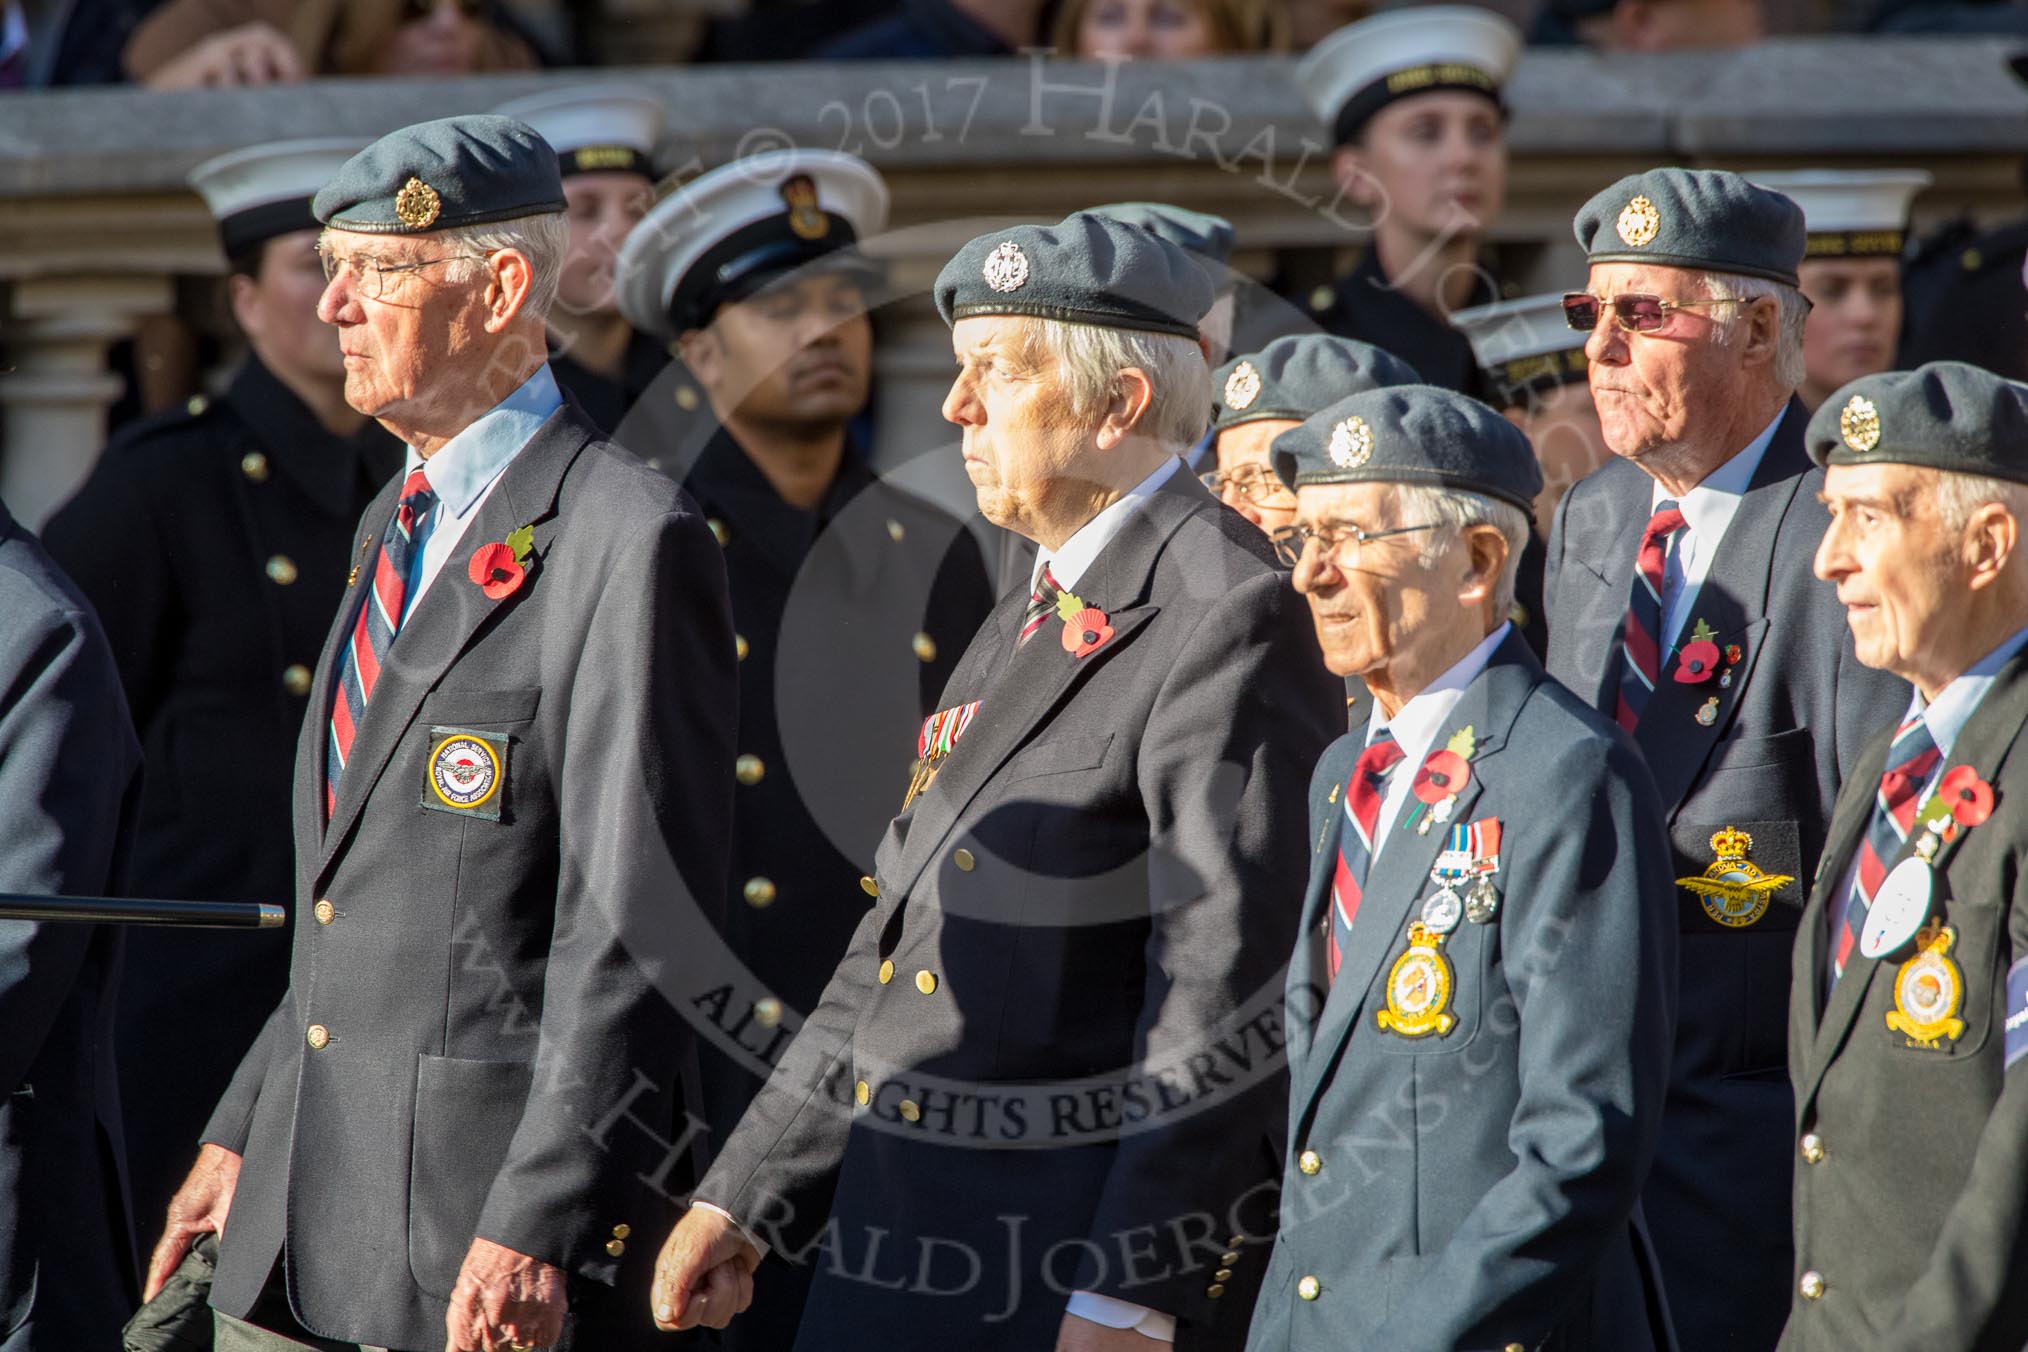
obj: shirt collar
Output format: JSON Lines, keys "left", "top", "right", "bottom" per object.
{"left": 1368, "top": 622, "right": 1512, "bottom": 764}
{"left": 1651, "top": 408, "right": 1784, "bottom": 531}
{"left": 1908, "top": 622, "right": 2028, "bottom": 760}
{"left": 405, "top": 364, "right": 563, "bottom": 519}
{"left": 1031, "top": 457, "right": 1181, "bottom": 594}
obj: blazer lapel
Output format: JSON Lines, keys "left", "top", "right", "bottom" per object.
{"left": 1563, "top": 465, "right": 1650, "bottom": 711}
{"left": 313, "top": 407, "right": 592, "bottom": 883}
{"left": 1295, "top": 636, "right": 1536, "bottom": 1126}
{"left": 1288, "top": 740, "right": 1362, "bottom": 1071}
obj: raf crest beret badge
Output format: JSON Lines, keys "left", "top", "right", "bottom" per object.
{"left": 1224, "top": 360, "right": 1262, "bottom": 411}
{"left": 394, "top": 176, "right": 442, "bottom": 231}
{"left": 1328, "top": 415, "right": 1374, "bottom": 469}
{"left": 1616, "top": 195, "right": 1660, "bottom": 248}
{"left": 982, "top": 241, "right": 1029, "bottom": 293}
{"left": 1840, "top": 394, "right": 1882, "bottom": 453}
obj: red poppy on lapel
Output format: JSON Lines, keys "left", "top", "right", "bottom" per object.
{"left": 468, "top": 542, "right": 526, "bottom": 600}
{"left": 1061, "top": 606, "right": 1114, "bottom": 658}
{"left": 1413, "top": 749, "right": 1471, "bottom": 803}
{"left": 1675, "top": 639, "right": 1721, "bottom": 683}
{"left": 1938, "top": 765, "right": 1995, "bottom": 827}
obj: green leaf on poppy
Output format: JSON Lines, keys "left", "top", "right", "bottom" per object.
{"left": 1054, "top": 590, "right": 1086, "bottom": 623}
{"left": 506, "top": 523, "right": 535, "bottom": 564}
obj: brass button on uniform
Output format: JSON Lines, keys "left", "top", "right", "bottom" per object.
{"left": 855, "top": 1080, "right": 870, "bottom": 1106}
{"left": 265, "top": 554, "right": 299, "bottom": 586}
{"left": 911, "top": 632, "right": 937, "bottom": 662}
{"left": 240, "top": 451, "right": 269, "bottom": 481}
{"left": 613, "top": 1224, "right": 631, "bottom": 1239}
{"left": 735, "top": 634, "right": 749, "bottom": 662}
{"left": 1214, "top": 1268, "right": 1232, "bottom": 1282}
{"left": 886, "top": 519, "right": 905, "bottom": 542}
{"left": 1308, "top": 285, "right": 1334, "bottom": 313}
{"left": 1505, "top": 1344, "right": 1526, "bottom": 1352}
{"left": 606, "top": 1239, "right": 626, "bottom": 1257}
{"left": 1297, "top": 1150, "right": 1321, "bottom": 1176}
{"left": 1801, "top": 1132, "right": 1825, "bottom": 1164}
{"left": 1297, "top": 1275, "right": 1320, "bottom": 1301}
{"left": 1206, "top": 1283, "right": 1225, "bottom": 1299}
{"left": 953, "top": 848, "right": 975, "bottom": 872}
{"left": 915, "top": 970, "right": 937, "bottom": 995}
{"left": 187, "top": 394, "right": 209, "bottom": 416}
{"left": 313, "top": 899, "right": 335, "bottom": 926}
{"left": 1220, "top": 1250, "right": 1240, "bottom": 1266}
{"left": 675, "top": 384, "right": 701, "bottom": 411}
{"left": 898, "top": 1099, "right": 921, "bottom": 1122}
{"left": 1227, "top": 1234, "right": 1246, "bottom": 1247}
{"left": 282, "top": 664, "right": 312, "bottom": 697}
{"left": 860, "top": 875, "right": 879, "bottom": 898}
{"left": 735, "top": 754, "right": 765, "bottom": 786}
{"left": 878, "top": 960, "right": 895, "bottom": 985}
{"left": 754, "top": 997, "right": 782, "bottom": 1028}
{"left": 306, "top": 1024, "right": 329, "bottom": 1050}
{"left": 708, "top": 518, "right": 729, "bottom": 546}
{"left": 1799, "top": 1271, "right": 1826, "bottom": 1301}
{"left": 743, "top": 877, "right": 776, "bottom": 908}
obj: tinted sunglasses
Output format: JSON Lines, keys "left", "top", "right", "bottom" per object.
{"left": 1561, "top": 291, "right": 1735, "bottom": 334}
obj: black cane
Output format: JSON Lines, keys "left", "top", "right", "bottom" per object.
{"left": 0, "top": 896, "right": 284, "bottom": 928}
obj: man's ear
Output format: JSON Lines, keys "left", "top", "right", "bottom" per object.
{"left": 1459, "top": 523, "right": 1511, "bottom": 607}
{"left": 484, "top": 248, "right": 535, "bottom": 330}
{"left": 1736, "top": 293, "right": 1782, "bottom": 371}
{"left": 1965, "top": 501, "right": 2021, "bottom": 592}
{"left": 675, "top": 327, "right": 721, "bottom": 388}
{"left": 1094, "top": 368, "right": 1155, "bottom": 452}
{"left": 1331, "top": 145, "right": 1384, "bottom": 218}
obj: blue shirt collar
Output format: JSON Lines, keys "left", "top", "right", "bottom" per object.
{"left": 405, "top": 364, "right": 563, "bottom": 519}
{"left": 1911, "top": 622, "right": 2028, "bottom": 760}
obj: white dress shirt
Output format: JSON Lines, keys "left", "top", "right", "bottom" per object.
{"left": 1650, "top": 409, "right": 1783, "bottom": 652}
{"left": 398, "top": 364, "right": 563, "bottom": 622}
{"left": 1364, "top": 623, "right": 1512, "bottom": 861}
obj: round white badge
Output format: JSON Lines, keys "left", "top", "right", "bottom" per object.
{"left": 1859, "top": 857, "right": 1934, "bottom": 959}
{"left": 1420, "top": 888, "right": 1463, "bottom": 936}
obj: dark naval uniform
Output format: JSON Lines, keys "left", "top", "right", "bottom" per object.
{"left": 550, "top": 331, "right": 671, "bottom": 438}
{"left": 1306, "top": 251, "right": 1501, "bottom": 396}
{"left": 40, "top": 355, "right": 400, "bottom": 1229}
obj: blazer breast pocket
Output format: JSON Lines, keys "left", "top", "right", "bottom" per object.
{"left": 407, "top": 1053, "right": 533, "bottom": 1298}
{"left": 418, "top": 686, "right": 541, "bottom": 728}
{"left": 997, "top": 733, "right": 1114, "bottom": 787}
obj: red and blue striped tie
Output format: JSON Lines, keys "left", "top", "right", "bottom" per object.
{"left": 1328, "top": 731, "right": 1405, "bottom": 982}
{"left": 1826, "top": 714, "right": 1939, "bottom": 994}
{"left": 1615, "top": 501, "right": 1686, "bottom": 732}
{"left": 1016, "top": 565, "right": 1064, "bottom": 649}
{"left": 326, "top": 469, "right": 437, "bottom": 817}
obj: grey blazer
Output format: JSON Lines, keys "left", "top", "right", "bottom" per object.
{"left": 1544, "top": 400, "right": 1907, "bottom": 1351}
{"left": 1782, "top": 648, "right": 2028, "bottom": 1351}
{"left": 201, "top": 403, "right": 737, "bottom": 1350}
{"left": 0, "top": 504, "right": 142, "bottom": 1351}
{"left": 695, "top": 469, "right": 1342, "bottom": 1350}
{"left": 1247, "top": 631, "right": 1678, "bottom": 1352}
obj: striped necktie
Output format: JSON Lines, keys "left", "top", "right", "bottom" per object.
{"left": 326, "top": 469, "right": 437, "bottom": 816}
{"left": 1615, "top": 500, "right": 1687, "bottom": 732}
{"left": 1017, "top": 564, "right": 1064, "bottom": 649}
{"left": 1826, "top": 715, "right": 1940, "bottom": 994}
{"left": 1328, "top": 730, "right": 1406, "bottom": 982}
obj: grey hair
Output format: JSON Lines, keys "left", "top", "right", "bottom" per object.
{"left": 1932, "top": 470, "right": 2028, "bottom": 533}
{"left": 435, "top": 211, "right": 571, "bottom": 322}
{"left": 1019, "top": 316, "right": 1212, "bottom": 451}
{"left": 1394, "top": 483, "right": 1531, "bottom": 619}
{"left": 1694, "top": 270, "right": 1810, "bottom": 391}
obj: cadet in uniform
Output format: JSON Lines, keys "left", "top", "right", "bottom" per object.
{"left": 1785, "top": 362, "right": 2028, "bottom": 1350}
{"left": 1294, "top": 6, "right": 1521, "bottom": 393}
{"left": 493, "top": 84, "right": 671, "bottom": 435}
{"left": 616, "top": 147, "right": 993, "bottom": 1352}
{"left": 40, "top": 138, "right": 401, "bottom": 1234}
{"left": 652, "top": 212, "right": 1341, "bottom": 1350}
{"left": 145, "top": 115, "right": 736, "bottom": 1352}
{"left": 1545, "top": 168, "right": 1908, "bottom": 1350}
{"left": 1247, "top": 384, "right": 1676, "bottom": 1352}
{"left": 1755, "top": 170, "right": 1931, "bottom": 413}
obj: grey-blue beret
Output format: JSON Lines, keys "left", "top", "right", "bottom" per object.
{"left": 934, "top": 212, "right": 1213, "bottom": 340}
{"left": 313, "top": 115, "right": 565, "bottom": 235}
{"left": 1214, "top": 335, "right": 1419, "bottom": 431}
{"left": 1574, "top": 167, "right": 1806, "bottom": 287}
{"left": 1086, "top": 202, "right": 1236, "bottom": 267}
{"left": 1807, "top": 361, "right": 2028, "bottom": 482}
{"left": 1272, "top": 383, "right": 1543, "bottom": 513}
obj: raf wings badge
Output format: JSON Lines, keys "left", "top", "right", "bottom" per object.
{"left": 1676, "top": 826, "right": 1793, "bottom": 928}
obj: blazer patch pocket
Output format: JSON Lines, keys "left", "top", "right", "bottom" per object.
{"left": 419, "top": 726, "right": 508, "bottom": 822}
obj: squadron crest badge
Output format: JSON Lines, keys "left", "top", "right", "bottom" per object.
{"left": 1887, "top": 920, "right": 1967, "bottom": 1049}
{"left": 1676, "top": 826, "right": 1793, "bottom": 928}
{"left": 1377, "top": 922, "right": 1457, "bottom": 1039}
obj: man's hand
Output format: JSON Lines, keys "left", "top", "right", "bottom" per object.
{"left": 443, "top": 1237, "right": 566, "bottom": 1352}
{"left": 142, "top": 21, "right": 305, "bottom": 89}
{"left": 143, "top": 1143, "right": 241, "bottom": 1301}
{"left": 650, "top": 1205, "right": 760, "bottom": 1332}
{"left": 1055, "top": 1312, "right": 1161, "bottom": 1350}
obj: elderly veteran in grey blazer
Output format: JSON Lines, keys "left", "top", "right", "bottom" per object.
{"left": 142, "top": 116, "right": 737, "bottom": 1352}
{"left": 1544, "top": 166, "right": 1908, "bottom": 1352}
{"left": 651, "top": 212, "right": 1342, "bottom": 1351}
{"left": 1784, "top": 363, "right": 2028, "bottom": 1351}
{"left": 1251, "top": 385, "right": 1679, "bottom": 1352}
